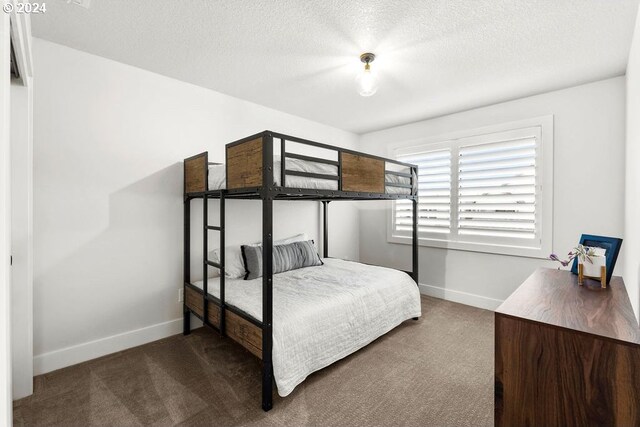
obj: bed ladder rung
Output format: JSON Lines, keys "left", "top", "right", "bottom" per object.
{"left": 206, "top": 225, "right": 222, "bottom": 231}
{"left": 206, "top": 260, "right": 222, "bottom": 269}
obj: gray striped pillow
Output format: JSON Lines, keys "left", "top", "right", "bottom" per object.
{"left": 241, "top": 240, "right": 323, "bottom": 280}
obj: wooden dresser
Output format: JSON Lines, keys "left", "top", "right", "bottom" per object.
{"left": 495, "top": 268, "right": 640, "bottom": 427}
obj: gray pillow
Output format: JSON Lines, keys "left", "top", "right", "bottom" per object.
{"left": 241, "top": 240, "right": 323, "bottom": 280}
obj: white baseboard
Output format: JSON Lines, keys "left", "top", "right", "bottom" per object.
{"left": 418, "top": 283, "right": 503, "bottom": 311}
{"left": 32, "top": 287, "right": 499, "bottom": 376}
{"left": 33, "top": 317, "right": 201, "bottom": 375}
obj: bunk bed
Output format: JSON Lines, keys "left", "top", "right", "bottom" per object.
{"left": 183, "top": 130, "right": 420, "bottom": 411}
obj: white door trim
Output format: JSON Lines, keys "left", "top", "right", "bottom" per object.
{"left": 8, "top": 7, "right": 33, "bottom": 400}
{"left": 0, "top": 7, "right": 13, "bottom": 427}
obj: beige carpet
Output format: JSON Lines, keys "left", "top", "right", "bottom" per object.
{"left": 13, "top": 296, "right": 494, "bottom": 427}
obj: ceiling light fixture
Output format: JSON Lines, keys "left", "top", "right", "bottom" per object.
{"left": 356, "top": 53, "right": 378, "bottom": 97}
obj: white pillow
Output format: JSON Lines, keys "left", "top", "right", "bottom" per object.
{"left": 274, "top": 233, "right": 308, "bottom": 246}
{"left": 209, "top": 246, "right": 245, "bottom": 278}
{"left": 209, "top": 233, "right": 308, "bottom": 279}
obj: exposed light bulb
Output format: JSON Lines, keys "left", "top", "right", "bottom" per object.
{"left": 356, "top": 53, "right": 378, "bottom": 97}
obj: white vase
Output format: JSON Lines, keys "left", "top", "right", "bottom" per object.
{"left": 580, "top": 255, "right": 606, "bottom": 278}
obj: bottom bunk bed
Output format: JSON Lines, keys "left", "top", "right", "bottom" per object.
{"left": 185, "top": 257, "right": 421, "bottom": 397}
{"left": 184, "top": 131, "right": 420, "bottom": 410}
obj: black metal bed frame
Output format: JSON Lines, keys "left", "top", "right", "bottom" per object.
{"left": 183, "top": 131, "right": 419, "bottom": 411}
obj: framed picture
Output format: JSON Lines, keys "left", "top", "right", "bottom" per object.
{"left": 571, "top": 234, "right": 623, "bottom": 284}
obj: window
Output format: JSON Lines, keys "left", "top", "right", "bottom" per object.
{"left": 389, "top": 117, "right": 553, "bottom": 258}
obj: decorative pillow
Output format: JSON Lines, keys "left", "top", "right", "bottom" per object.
{"left": 241, "top": 240, "right": 323, "bottom": 280}
{"left": 209, "top": 233, "right": 309, "bottom": 279}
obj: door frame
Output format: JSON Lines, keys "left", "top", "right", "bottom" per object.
{"left": 1, "top": 6, "right": 34, "bottom": 424}
{"left": 9, "top": 7, "right": 33, "bottom": 400}
{"left": 0, "top": 8, "right": 12, "bottom": 427}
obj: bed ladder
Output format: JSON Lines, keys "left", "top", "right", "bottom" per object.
{"left": 202, "top": 191, "right": 226, "bottom": 334}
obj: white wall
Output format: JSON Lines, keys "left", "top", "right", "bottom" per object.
{"left": 359, "top": 77, "right": 626, "bottom": 309}
{"left": 32, "top": 38, "right": 360, "bottom": 374}
{"left": 625, "top": 8, "right": 640, "bottom": 322}
{"left": 10, "top": 79, "right": 33, "bottom": 399}
{"left": 0, "top": 10, "right": 12, "bottom": 427}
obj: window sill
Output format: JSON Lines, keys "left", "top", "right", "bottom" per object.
{"left": 388, "top": 234, "right": 550, "bottom": 259}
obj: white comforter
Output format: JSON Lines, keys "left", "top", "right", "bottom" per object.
{"left": 193, "top": 258, "right": 421, "bottom": 396}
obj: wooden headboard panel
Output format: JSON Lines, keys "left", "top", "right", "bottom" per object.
{"left": 184, "top": 152, "right": 208, "bottom": 194}
{"left": 340, "top": 152, "right": 385, "bottom": 193}
{"left": 226, "top": 137, "right": 264, "bottom": 189}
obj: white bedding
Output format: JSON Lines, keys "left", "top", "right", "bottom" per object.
{"left": 208, "top": 156, "right": 412, "bottom": 194}
{"left": 193, "top": 258, "right": 421, "bottom": 397}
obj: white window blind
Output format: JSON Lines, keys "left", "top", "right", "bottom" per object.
{"left": 395, "top": 149, "right": 451, "bottom": 235}
{"left": 389, "top": 118, "right": 553, "bottom": 258}
{"left": 457, "top": 136, "right": 537, "bottom": 239}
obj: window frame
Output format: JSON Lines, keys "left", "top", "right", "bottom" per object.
{"left": 387, "top": 116, "right": 554, "bottom": 259}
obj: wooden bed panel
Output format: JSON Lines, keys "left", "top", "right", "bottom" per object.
{"left": 227, "top": 137, "right": 263, "bottom": 189}
{"left": 184, "top": 153, "right": 208, "bottom": 193}
{"left": 185, "top": 286, "right": 204, "bottom": 317}
{"left": 185, "top": 287, "right": 221, "bottom": 328}
{"left": 226, "top": 310, "right": 263, "bottom": 359}
{"left": 185, "top": 286, "right": 262, "bottom": 359}
{"left": 341, "top": 152, "right": 385, "bottom": 193}
{"left": 206, "top": 302, "right": 221, "bottom": 328}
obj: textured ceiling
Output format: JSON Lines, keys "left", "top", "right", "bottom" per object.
{"left": 33, "top": 0, "right": 639, "bottom": 134}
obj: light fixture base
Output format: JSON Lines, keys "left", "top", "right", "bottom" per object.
{"left": 360, "top": 53, "right": 376, "bottom": 64}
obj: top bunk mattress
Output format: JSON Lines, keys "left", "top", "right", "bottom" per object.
{"left": 193, "top": 258, "right": 421, "bottom": 397}
{"left": 208, "top": 156, "right": 412, "bottom": 194}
